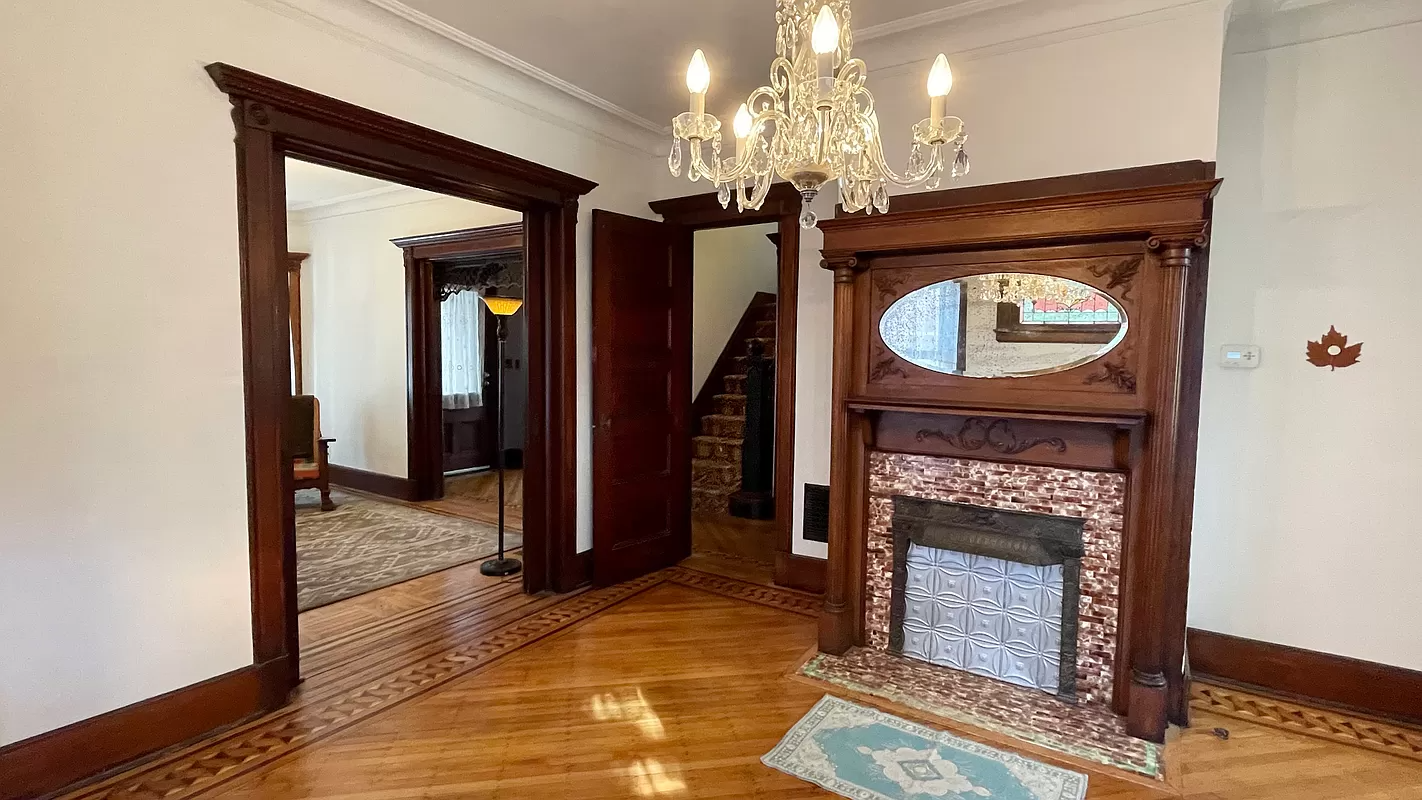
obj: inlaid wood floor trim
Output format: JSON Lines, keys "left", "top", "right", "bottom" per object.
{"left": 1191, "top": 681, "right": 1422, "bottom": 763}
{"left": 56, "top": 569, "right": 818, "bottom": 800}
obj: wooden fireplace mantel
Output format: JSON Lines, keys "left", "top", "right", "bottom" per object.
{"left": 815, "top": 162, "right": 1221, "bottom": 743}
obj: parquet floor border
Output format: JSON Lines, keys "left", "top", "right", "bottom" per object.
{"left": 1190, "top": 681, "right": 1422, "bottom": 763}
{"left": 55, "top": 569, "right": 818, "bottom": 800}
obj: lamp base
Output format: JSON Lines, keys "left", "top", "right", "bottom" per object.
{"left": 479, "top": 557, "right": 523, "bottom": 577}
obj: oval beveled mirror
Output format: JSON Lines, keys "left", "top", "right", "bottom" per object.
{"left": 879, "top": 273, "right": 1127, "bottom": 378}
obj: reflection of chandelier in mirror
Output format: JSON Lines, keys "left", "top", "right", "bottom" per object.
{"left": 668, "top": 0, "right": 970, "bottom": 228}
{"left": 972, "top": 274, "right": 1095, "bottom": 307}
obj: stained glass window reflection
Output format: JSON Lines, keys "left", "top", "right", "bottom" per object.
{"left": 1020, "top": 293, "right": 1121, "bottom": 325}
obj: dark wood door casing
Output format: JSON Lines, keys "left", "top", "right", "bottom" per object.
{"left": 647, "top": 184, "right": 805, "bottom": 590}
{"left": 591, "top": 210, "right": 694, "bottom": 585}
{"left": 394, "top": 223, "right": 523, "bottom": 499}
{"left": 207, "top": 63, "right": 595, "bottom": 712}
{"left": 816, "top": 161, "right": 1219, "bottom": 744}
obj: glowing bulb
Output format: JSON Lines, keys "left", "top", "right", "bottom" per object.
{"left": 811, "top": 6, "right": 839, "bottom": 55}
{"left": 927, "top": 54, "right": 953, "bottom": 97}
{"left": 685, "top": 49, "right": 710, "bottom": 94}
{"left": 733, "top": 104, "right": 753, "bottom": 139}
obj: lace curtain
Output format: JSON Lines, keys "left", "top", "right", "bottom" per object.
{"left": 441, "top": 289, "right": 484, "bottom": 409}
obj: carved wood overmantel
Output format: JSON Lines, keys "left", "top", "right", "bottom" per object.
{"left": 816, "top": 163, "right": 1220, "bottom": 743}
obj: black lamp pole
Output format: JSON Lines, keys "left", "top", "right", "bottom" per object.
{"left": 480, "top": 308, "right": 521, "bottom": 577}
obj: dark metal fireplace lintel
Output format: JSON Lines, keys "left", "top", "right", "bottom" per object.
{"left": 888, "top": 495, "right": 1086, "bottom": 703}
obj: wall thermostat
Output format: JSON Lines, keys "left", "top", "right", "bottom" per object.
{"left": 1219, "top": 344, "right": 1261, "bottom": 369}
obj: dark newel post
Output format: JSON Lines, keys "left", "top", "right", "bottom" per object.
{"left": 729, "top": 339, "right": 776, "bottom": 519}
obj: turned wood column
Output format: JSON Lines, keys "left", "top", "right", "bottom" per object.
{"left": 820, "top": 255, "right": 863, "bottom": 654}
{"left": 1125, "top": 227, "right": 1209, "bottom": 742}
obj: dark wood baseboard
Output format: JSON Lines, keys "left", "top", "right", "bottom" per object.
{"left": 1188, "top": 628, "right": 1422, "bottom": 727}
{"left": 329, "top": 464, "right": 418, "bottom": 502}
{"left": 0, "top": 657, "right": 288, "bottom": 800}
{"left": 774, "top": 551, "right": 826, "bottom": 594}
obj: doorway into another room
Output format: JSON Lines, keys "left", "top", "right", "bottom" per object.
{"left": 283, "top": 159, "right": 527, "bottom": 625}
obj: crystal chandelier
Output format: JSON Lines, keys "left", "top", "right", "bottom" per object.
{"left": 972, "top": 274, "right": 1094, "bottom": 307}
{"left": 668, "top": 0, "right": 969, "bottom": 228}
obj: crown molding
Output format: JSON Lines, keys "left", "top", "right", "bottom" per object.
{"left": 287, "top": 184, "right": 483, "bottom": 222}
{"left": 286, "top": 183, "right": 412, "bottom": 213}
{"left": 240, "top": 0, "right": 667, "bottom": 157}
{"left": 858, "top": 0, "right": 1227, "bottom": 79}
{"left": 856, "top": 0, "right": 1031, "bottom": 42}
{"left": 359, "top": 0, "right": 665, "bottom": 137}
{"left": 1225, "top": 0, "right": 1422, "bottom": 54}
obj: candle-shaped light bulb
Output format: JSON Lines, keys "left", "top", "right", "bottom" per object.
{"left": 686, "top": 49, "right": 710, "bottom": 94}
{"left": 733, "top": 104, "right": 753, "bottom": 139}
{"left": 927, "top": 54, "right": 952, "bottom": 122}
{"left": 927, "top": 54, "right": 953, "bottom": 97}
{"left": 811, "top": 6, "right": 840, "bottom": 55}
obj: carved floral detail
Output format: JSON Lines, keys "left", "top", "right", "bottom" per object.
{"left": 1088, "top": 256, "right": 1144, "bottom": 302}
{"left": 1083, "top": 359, "right": 1137, "bottom": 393}
{"left": 914, "top": 418, "right": 1067, "bottom": 455}
{"left": 869, "top": 354, "right": 909, "bottom": 382}
{"left": 873, "top": 271, "right": 908, "bottom": 304}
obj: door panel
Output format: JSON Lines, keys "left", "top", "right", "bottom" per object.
{"left": 591, "top": 210, "right": 692, "bottom": 586}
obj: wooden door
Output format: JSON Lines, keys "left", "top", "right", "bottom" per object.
{"left": 591, "top": 210, "right": 693, "bottom": 585}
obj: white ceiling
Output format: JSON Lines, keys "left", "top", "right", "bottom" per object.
{"left": 397, "top": 0, "right": 984, "bottom": 124}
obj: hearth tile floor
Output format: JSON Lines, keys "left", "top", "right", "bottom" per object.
{"left": 802, "top": 646, "right": 1161, "bottom": 778}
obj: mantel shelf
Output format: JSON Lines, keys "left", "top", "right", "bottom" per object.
{"left": 844, "top": 397, "right": 1148, "bottom": 428}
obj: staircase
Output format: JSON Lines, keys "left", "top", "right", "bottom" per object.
{"left": 692, "top": 297, "right": 776, "bottom": 514}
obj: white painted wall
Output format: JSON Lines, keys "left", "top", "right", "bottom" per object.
{"left": 1188, "top": 6, "right": 1422, "bottom": 669}
{"left": 791, "top": 4, "right": 1229, "bottom": 556}
{"left": 0, "top": 0, "right": 662, "bottom": 746}
{"left": 692, "top": 224, "right": 779, "bottom": 397}
{"left": 290, "top": 190, "right": 519, "bottom": 477}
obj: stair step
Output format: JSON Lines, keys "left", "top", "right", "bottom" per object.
{"left": 754, "top": 319, "right": 776, "bottom": 336}
{"left": 734, "top": 353, "right": 775, "bottom": 369}
{"left": 713, "top": 393, "right": 746, "bottom": 416}
{"left": 702, "top": 414, "right": 746, "bottom": 439}
{"left": 723, "top": 374, "right": 747, "bottom": 394}
{"left": 692, "top": 485, "right": 733, "bottom": 513}
{"left": 692, "top": 458, "right": 740, "bottom": 490}
{"left": 693, "top": 434, "right": 743, "bottom": 462}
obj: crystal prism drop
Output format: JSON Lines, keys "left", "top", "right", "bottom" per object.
{"left": 926, "top": 172, "right": 942, "bottom": 191}
{"left": 799, "top": 205, "right": 817, "bottom": 229}
{"left": 953, "top": 146, "right": 971, "bottom": 178}
{"left": 717, "top": 183, "right": 731, "bottom": 208}
{"left": 667, "top": 140, "right": 682, "bottom": 177}
{"left": 873, "top": 184, "right": 889, "bottom": 214}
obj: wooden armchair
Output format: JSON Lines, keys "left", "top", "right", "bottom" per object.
{"left": 287, "top": 394, "right": 336, "bottom": 511}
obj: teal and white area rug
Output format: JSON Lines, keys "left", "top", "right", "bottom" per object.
{"left": 764, "top": 696, "right": 1088, "bottom": 800}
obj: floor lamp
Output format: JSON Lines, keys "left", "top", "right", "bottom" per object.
{"left": 479, "top": 292, "right": 523, "bottom": 578}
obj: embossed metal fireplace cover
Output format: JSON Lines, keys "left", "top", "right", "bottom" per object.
{"left": 889, "top": 496, "right": 1085, "bottom": 702}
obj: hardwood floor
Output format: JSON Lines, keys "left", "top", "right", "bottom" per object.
{"left": 58, "top": 565, "right": 1422, "bottom": 799}
{"left": 419, "top": 468, "right": 524, "bottom": 530}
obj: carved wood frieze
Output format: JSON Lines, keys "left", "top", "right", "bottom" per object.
{"left": 914, "top": 417, "right": 1068, "bottom": 455}
{"left": 1083, "top": 359, "right": 1138, "bottom": 393}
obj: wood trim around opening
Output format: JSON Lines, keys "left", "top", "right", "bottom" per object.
{"left": 0, "top": 659, "right": 286, "bottom": 800}
{"left": 207, "top": 61, "right": 594, "bottom": 728}
{"left": 1188, "top": 628, "right": 1422, "bottom": 727}
{"left": 648, "top": 184, "right": 806, "bottom": 590}
{"left": 393, "top": 223, "right": 525, "bottom": 501}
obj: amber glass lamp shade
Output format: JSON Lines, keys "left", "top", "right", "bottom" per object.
{"left": 481, "top": 295, "right": 524, "bottom": 316}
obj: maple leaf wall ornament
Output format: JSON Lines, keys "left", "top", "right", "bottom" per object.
{"left": 1306, "top": 326, "right": 1362, "bottom": 371}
